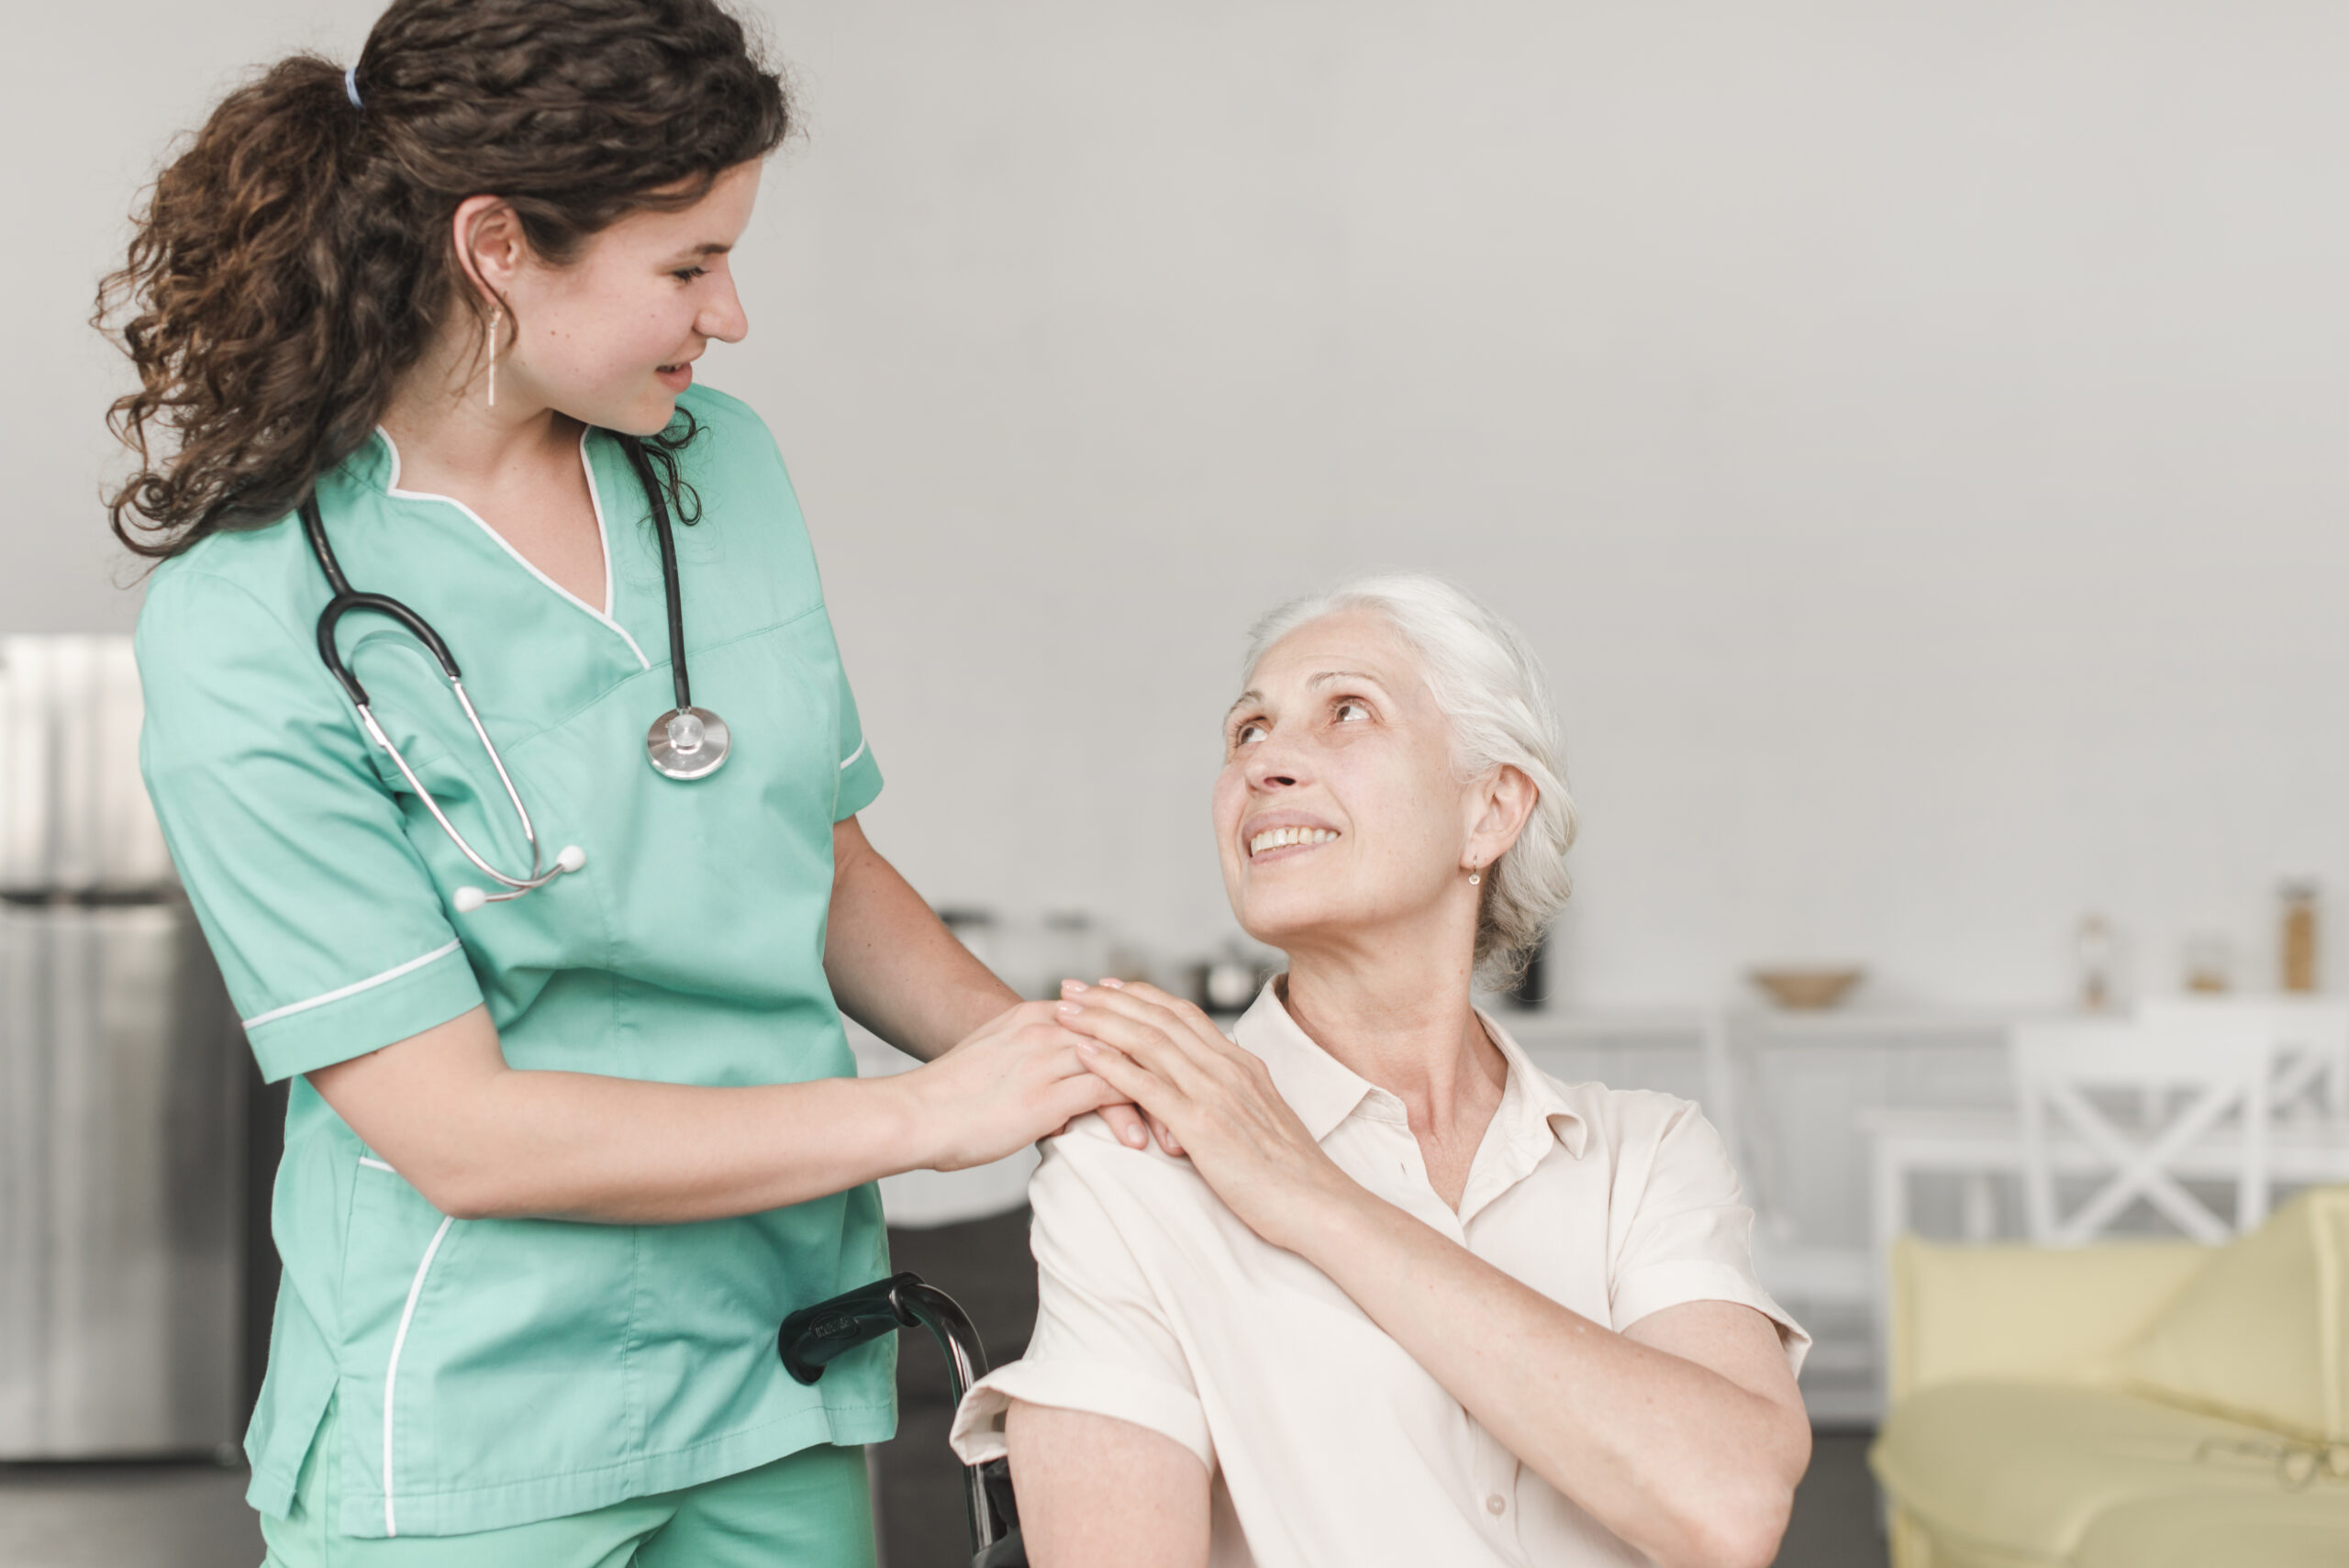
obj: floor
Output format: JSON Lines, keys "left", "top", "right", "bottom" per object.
{"left": 0, "top": 1459, "right": 262, "bottom": 1568}
{"left": 0, "top": 1209, "right": 1887, "bottom": 1567}
{"left": 1779, "top": 1432, "right": 1889, "bottom": 1568}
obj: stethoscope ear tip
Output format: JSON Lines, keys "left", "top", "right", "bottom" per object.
{"left": 453, "top": 886, "right": 489, "bottom": 915}
{"left": 556, "top": 845, "right": 587, "bottom": 873}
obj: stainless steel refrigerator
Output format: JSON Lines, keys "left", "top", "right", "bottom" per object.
{"left": 0, "top": 635, "right": 249, "bottom": 1458}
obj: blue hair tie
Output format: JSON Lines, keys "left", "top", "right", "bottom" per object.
{"left": 344, "top": 65, "right": 363, "bottom": 111}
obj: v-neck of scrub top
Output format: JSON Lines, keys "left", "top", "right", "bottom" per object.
{"left": 374, "top": 423, "right": 652, "bottom": 674}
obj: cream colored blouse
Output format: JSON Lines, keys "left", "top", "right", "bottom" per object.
{"left": 951, "top": 984, "right": 1808, "bottom": 1567}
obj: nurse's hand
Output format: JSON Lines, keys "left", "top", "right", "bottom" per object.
{"left": 904, "top": 999, "right": 1130, "bottom": 1172}
{"left": 1052, "top": 980, "right": 1361, "bottom": 1256}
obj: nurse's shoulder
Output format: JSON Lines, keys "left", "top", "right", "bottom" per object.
{"left": 668, "top": 384, "right": 820, "bottom": 550}
{"left": 135, "top": 442, "right": 395, "bottom": 671}
{"left": 133, "top": 453, "right": 401, "bottom": 790}
{"left": 137, "top": 520, "right": 327, "bottom": 702}
{"left": 671, "top": 380, "right": 785, "bottom": 474}
{"left": 142, "top": 512, "right": 312, "bottom": 630}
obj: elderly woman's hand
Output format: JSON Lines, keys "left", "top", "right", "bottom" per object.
{"left": 1054, "top": 979, "right": 1364, "bottom": 1254}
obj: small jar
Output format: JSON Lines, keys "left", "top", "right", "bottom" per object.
{"left": 2183, "top": 931, "right": 2233, "bottom": 995}
{"left": 2280, "top": 882, "right": 2320, "bottom": 994}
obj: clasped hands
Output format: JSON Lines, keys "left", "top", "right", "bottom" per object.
{"left": 1054, "top": 978, "right": 1363, "bottom": 1255}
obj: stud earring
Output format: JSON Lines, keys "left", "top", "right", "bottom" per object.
{"left": 484, "top": 305, "right": 502, "bottom": 409}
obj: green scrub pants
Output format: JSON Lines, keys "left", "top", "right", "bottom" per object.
{"left": 260, "top": 1401, "right": 878, "bottom": 1568}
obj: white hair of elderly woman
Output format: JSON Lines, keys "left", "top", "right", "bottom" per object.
{"left": 1245, "top": 573, "right": 1577, "bottom": 989}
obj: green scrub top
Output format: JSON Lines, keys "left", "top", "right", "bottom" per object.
{"left": 135, "top": 385, "right": 896, "bottom": 1539}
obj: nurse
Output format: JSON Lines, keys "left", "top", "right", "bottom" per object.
{"left": 102, "top": 1, "right": 1140, "bottom": 1562}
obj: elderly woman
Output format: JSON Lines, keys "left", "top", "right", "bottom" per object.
{"left": 950, "top": 575, "right": 1810, "bottom": 1568}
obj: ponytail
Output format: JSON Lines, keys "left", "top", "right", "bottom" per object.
{"left": 97, "top": 0, "right": 791, "bottom": 561}
{"left": 101, "top": 56, "right": 387, "bottom": 552}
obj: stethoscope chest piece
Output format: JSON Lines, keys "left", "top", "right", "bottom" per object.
{"left": 647, "top": 706, "right": 730, "bottom": 780}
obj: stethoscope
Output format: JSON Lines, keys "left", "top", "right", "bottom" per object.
{"left": 301, "top": 433, "right": 729, "bottom": 913}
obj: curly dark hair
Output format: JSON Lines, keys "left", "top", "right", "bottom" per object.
{"left": 97, "top": 0, "right": 791, "bottom": 560}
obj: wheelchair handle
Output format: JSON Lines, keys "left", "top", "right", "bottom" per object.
{"left": 778, "top": 1273, "right": 924, "bottom": 1385}
{"left": 780, "top": 1271, "right": 1016, "bottom": 1562}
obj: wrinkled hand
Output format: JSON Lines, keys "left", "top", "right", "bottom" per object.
{"left": 1055, "top": 979, "right": 1360, "bottom": 1253}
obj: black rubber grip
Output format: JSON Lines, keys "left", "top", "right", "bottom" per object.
{"left": 777, "top": 1272, "right": 923, "bottom": 1385}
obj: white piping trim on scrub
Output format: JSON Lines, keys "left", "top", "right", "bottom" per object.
{"left": 573, "top": 425, "right": 619, "bottom": 620}
{"left": 383, "top": 1215, "right": 453, "bottom": 1538}
{"left": 839, "top": 737, "right": 868, "bottom": 771}
{"left": 373, "top": 428, "right": 652, "bottom": 672}
{"left": 239, "top": 940, "right": 462, "bottom": 1029}
{"left": 358, "top": 1156, "right": 397, "bottom": 1173}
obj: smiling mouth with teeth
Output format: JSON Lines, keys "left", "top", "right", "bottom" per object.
{"left": 1248, "top": 826, "right": 1340, "bottom": 857}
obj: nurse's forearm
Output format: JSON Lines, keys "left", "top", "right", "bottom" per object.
{"left": 308, "top": 1006, "right": 931, "bottom": 1221}
{"left": 823, "top": 815, "right": 1019, "bottom": 1061}
{"left": 306, "top": 1001, "right": 1112, "bottom": 1223}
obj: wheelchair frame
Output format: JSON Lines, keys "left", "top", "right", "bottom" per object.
{"left": 779, "top": 1272, "right": 1027, "bottom": 1568}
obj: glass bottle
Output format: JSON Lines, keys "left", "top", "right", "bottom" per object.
{"left": 2280, "top": 882, "right": 2320, "bottom": 994}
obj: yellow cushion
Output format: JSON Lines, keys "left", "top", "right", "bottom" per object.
{"left": 1870, "top": 1381, "right": 2325, "bottom": 1563}
{"left": 2112, "top": 1186, "right": 2349, "bottom": 1442}
{"left": 2071, "top": 1487, "right": 2349, "bottom": 1568}
{"left": 1887, "top": 1512, "right": 2051, "bottom": 1568}
{"left": 1887, "top": 1235, "right": 2211, "bottom": 1401}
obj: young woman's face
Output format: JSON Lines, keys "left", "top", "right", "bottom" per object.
{"left": 1213, "top": 610, "right": 1483, "bottom": 956}
{"left": 498, "top": 160, "right": 763, "bottom": 436}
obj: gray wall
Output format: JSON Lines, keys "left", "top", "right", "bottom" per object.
{"left": 11, "top": 2, "right": 2348, "bottom": 1006}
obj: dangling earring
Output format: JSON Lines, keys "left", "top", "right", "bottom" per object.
{"left": 1468, "top": 865, "right": 1482, "bottom": 886}
{"left": 484, "top": 305, "right": 502, "bottom": 409}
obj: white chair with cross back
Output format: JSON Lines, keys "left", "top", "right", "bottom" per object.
{"left": 2010, "top": 1018, "right": 2273, "bottom": 1247}
{"left": 2139, "top": 996, "right": 2349, "bottom": 1138}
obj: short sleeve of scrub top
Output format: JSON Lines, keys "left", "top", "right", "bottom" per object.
{"left": 138, "top": 571, "right": 485, "bottom": 1081}
{"left": 135, "top": 384, "right": 897, "bottom": 1540}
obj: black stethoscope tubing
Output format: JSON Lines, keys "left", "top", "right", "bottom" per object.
{"left": 298, "top": 431, "right": 728, "bottom": 910}
{"left": 617, "top": 433, "right": 696, "bottom": 719}
{"left": 303, "top": 433, "right": 691, "bottom": 712}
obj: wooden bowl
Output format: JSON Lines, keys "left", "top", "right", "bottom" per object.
{"left": 1748, "top": 966, "right": 1865, "bottom": 1010}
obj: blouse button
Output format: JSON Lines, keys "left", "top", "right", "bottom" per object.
{"left": 1486, "top": 1494, "right": 1507, "bottom": 1516}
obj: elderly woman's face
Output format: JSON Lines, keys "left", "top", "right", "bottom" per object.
{"left": 1214, "top": 610, "right": 1478, "bottom": 952}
